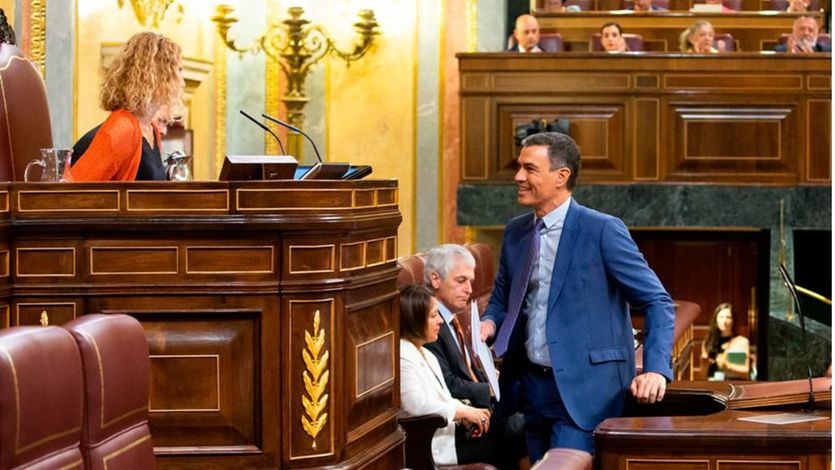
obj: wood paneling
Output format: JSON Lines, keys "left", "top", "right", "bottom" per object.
{"left": 458, "top": 54, "right": 830, "bottom": 185}
{"left": 0, "top": 180, "right": 404, "bottom": 469}
{"left": 536, "top": 12, "right": 823, "bottom": 52}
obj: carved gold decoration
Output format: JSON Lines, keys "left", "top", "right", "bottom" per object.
{"left": 39, "top": 310, "right": 48, "bottom": 326}
{"left": 265, "top": 0, "right": 282, "bottom": 155}
{"left": 301, "top": 309, "right": 329, "bottom": 448}
{"left": 212, "top": 4, "right": 379, "bottom": 158}
{"left": 29, "top": 0, "right": 46, "bottom": 76}
{"left": 116, "top": 0, "right": 183, "bottom": 27}
{"left": 465, "top": 0, "right": 477, "bottom": 52}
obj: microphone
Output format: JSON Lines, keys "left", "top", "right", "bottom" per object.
{"left": 239, "top": 110, "right": 286, "bottom": 155}
{"left": 778, "top": 263, "right": 816, "bottom": 411}
{"left": 261, "top": 113, "right": 322, "bottom": 163}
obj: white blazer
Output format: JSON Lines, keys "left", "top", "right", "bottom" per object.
{"left": 400, "top": 339, "right": 460, "bottom": 465}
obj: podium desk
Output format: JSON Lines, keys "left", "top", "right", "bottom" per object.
{"left": 0, "top": 180, "right": 404, "bottom": 469}
{"left": 535, "top": 12, "right": 824, "bottom": 52}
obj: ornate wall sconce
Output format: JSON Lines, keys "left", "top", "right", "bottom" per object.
{"left": 212, "top": 5, "right": 379, "bottom": 158}
{"left": 117, "top": 0, "right": 183, "bottom": 27}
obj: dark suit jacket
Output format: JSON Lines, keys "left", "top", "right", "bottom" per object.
{"left": 425, "top": 314, "right": 492, "bottom": 409}
{"left": 483, "top": 199, "right": 675, "bottom": 431}
{"left": 774, "top": 41, "right": 831, "bottom": 52}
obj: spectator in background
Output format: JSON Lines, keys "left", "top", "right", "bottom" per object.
{"left": 509, "top": 14, "right": 544, "bottom": 52}
{"left": 542, "top": 0, "right": 582, "bottom": 12}
{"left": 680, "top": 20, "right": 720, "bottom": 53}
{"left": 775, "top": 15, "right": 831, "bottom": 52}
{"left": 701, "top": 303, "right": 750, "bottom": 380}
{"left": 628, "top": 0, "right": 668, "bottom": 12}
{"left": 786, "top": 0, "right": 812, "bottom": 12}
{"left": 700, "top": 0, "right": 738, "bottom": 12}
{"left": 600, "top": 22, "right": 629, "bottom": 52}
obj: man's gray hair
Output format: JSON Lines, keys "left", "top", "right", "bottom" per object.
{"left": 423, "top": 244, "right": 476, "bottom": 286}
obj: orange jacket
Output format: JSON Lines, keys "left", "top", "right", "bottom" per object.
{"left": 70, "top": 109, "right": 160, "bottom": 182}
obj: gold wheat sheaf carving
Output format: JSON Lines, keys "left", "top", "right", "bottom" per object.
{"left": 301, "top": 310, "right": 329, "bottom": 449}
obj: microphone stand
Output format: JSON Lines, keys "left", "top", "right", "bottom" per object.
{"left": 778, "top": 263, "right": 815, "bottom": 411}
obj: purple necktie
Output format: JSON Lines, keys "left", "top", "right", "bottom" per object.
{"left": 494, "top": 217, "right": 544, "bottom": 357}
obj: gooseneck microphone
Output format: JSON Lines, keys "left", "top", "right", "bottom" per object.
{"left": 239, "top": 110, "right": 286, "bottom": 155}
{"left": 778, "top": 263, "right": 815, "bottom": 411}
{"left": 261, "top": 113, "right": 322, "bottom": 163}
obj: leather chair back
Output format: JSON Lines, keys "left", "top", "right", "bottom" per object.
{"left": 465, "top": 243, "right": 495, "bottom": 316}
{"left": 713, "top": 33, "right": 736, "bottom": 51}
{"left": 396, "top": 254, "right": 425, "bottom": 287}
{"left": 507, "top": 33, "right": 565, "bottom": 52}
{"left": 0, "top": 43, "right": 53, "bottom": 181}
{"left": 0, "top": 326, "right": 84, "bottom": 469}
{"left": 63, "top": 314, "right": 154, "bottom": 470}
{"left": 589, "top": 33, "right": 645, "bottom": 51}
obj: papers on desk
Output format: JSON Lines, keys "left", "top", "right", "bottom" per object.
{"left": 737, "top": 413, "right": 829, "bottom": 425}
{"left": 470, "top": 301, "right": 500, "bottom": 402}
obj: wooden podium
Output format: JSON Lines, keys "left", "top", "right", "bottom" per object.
{"left": 0, "top": 180, "right": 404, "bottom": 469}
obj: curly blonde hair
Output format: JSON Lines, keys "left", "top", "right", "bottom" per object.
{"left": 100, "top": 32, "right": 183, "bottom": 119}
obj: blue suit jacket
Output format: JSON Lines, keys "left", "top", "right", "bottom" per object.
{"left": 483, "top": 200, "right": 674, "bottom": 431}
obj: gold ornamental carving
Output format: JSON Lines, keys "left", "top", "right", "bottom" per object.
{"left": 28, "top": 0, "right": 46, "bottom": 76}
{"left": 301, "top": 309, "right": 329, "bottom": 448}
{"left": 38, "top": 310, "right": 48, "bottom": 326}
{"left": 117, "top": 0, "right": 183, "bottom": 27}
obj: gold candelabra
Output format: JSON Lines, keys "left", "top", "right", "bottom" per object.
{"left": 212, "top": 5, "right": 379, "bottom": 158}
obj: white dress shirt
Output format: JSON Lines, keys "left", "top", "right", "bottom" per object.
{"left": 524, "top": 197, "right": 571, "bottom": 366}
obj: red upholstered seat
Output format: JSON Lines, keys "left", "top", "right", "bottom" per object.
{"left": 589, "top": 33, "right": 645, "bottom": 51}
{"left": 713, "top": 33, "right": 737, "bottom": 52}
{"left": 0, "top": 326, "right": 84, "bottom": 469}
{"left": 0, "top": 43, "right": 53, "bottom": 181}
{"left": 767, "top": 0, "right": 820, "bottom": 9}
{"left": 691, "top": 0, "right": 743, "bottom": 9}
{"left": 396, "top": 254, "right": 425, "bottom": 287}
{"left": 621, "top": 0, "right": 671, "bottom": 9}
{"left": 63, "top": 314, "right": 155, "bottom": 470}
{"left": 507, "top": 33, "right": 565, "bottom": 52}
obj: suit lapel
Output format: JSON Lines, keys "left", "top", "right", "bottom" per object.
{"left": 507, "top": 214, "right": 537, "bottom": 306}
{"left": 548, "top": 200, "right": 580, "bottom": 313}
{"left": 438, "top": 320, "right": 470, "bottom": 377}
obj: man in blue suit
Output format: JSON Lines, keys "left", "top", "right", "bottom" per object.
{"left": 480, "top": 132, "right": 674, "bottom": 462}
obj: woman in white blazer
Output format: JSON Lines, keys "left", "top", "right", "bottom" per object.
{"left": 399, "top": 284, "right": 493, "bottom": 466}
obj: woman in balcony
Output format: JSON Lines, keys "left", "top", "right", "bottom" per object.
{"left": 399, "top": 284, "right": 496, "bottom": 466}
{"left": 70, "top": 32, "right": 184, "bottom": 181}
{"left": 679, "top": 20, "right": 720, "bottom": 53}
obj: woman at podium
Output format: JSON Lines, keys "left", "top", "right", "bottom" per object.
{"left": 70, "top": 32, "right": 184, "bottom": 181}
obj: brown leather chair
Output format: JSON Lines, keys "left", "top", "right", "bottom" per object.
{"left": 589, "top": 33, "right": 645, "bottom": 51}
{"left": 713, "top": 33, "right": 737, "bottom": 52}
{"left": 63, "top": 314, "right": 155, "bottom": 470}
{"left": 465, "top": 243, "right": 495, "bottom": 317}
{"left": 397, "top": 412, "right": 498, "bottom": 470}
{"left": 0, "top": 326, "right": 84, "bottom": 469}
{"left": 0, "top": 42, "right": 53, "bottom": 181}
{"left": 397, "top": 253, "right": 425, "bottom": 287}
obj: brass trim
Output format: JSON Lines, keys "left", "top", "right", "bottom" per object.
{"left": 17, "top": 190, "right": 121, "bottom": 213}
{"left": 74, "top": 328, "right": 147, "bottom": 428}
{"left": 664, "top": 74, "right": 802, "bottom": 91}
{"left": 15, "top": 302, "right": 77, "bottom": 325}
{"left": 0, "top": 190, "right": 10, "bottom": 212}
{"left": 806, "top": 99, "right": 830, "bottom": 182}
{"left": 354, "top": 331, "right": 395, "bottom": 399}
{"left": 633, "top": 98, "right": 661, "bottom": 181}
{"left": 148, "top": 354, "right": 222, "bottom": 412}
{"left": 807, "top": 75, "right": 830, "bottom": 90}
{"left": 365, "top": 237, "right": 387, "bottom": 267}
{"left": 236, "top": 188, "right": 356, "bottom": 211}
{"left": 0, "top": 249, "right": 10, "bottom": 277}
{"left": 185, "top": 245, "right": 275, "bottom": 274}
{"left": 339, "top": 241, "right": 366, "bottom": 272}
{"left": 15, "top": 247, "right": 77, "bottom": 277}
{"left": 353, "top": 189, "right": 376, "bottom": 208}
{"left": 288, "top": 244, "right": 336, "bottom": 274}
{"left": 682, "top": 118, "right": 782, "bottom": 161}
{"left": 90, "top": 246, "right": 179, "bottom": 275}
{"left": 125, "top": 189, "right": 230, "bottom": 212}
{"left": 57, "top": 459, "right": 83, "bottom": 470}
{"left": 103, "top": 434, "right": 152, "bottom": 470}
{"left": 625, "top": 459, "right": 709, "bottom": 469}
{"left": 385, "top": 236, "right": 397, "bottom": 262}
{"left": 288, "top": 298, "right": 335, "bottom": 460}
{"left": 716, "top": 459, "right": 800, "bottom": 468}
{"left": 375, "top": 188, "right": 399, "bottom": 207}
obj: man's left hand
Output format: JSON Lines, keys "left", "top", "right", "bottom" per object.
{"left": 629, "top": 372, "right": 666, "bottom": 404}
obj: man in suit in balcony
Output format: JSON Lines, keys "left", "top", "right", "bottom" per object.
{"left": 479, "top": 132, "right": 675, "bottom": 463}
{"left": 508, "top": 14, "right": 544, "bottom": 52}
{"left": 424, "top": 244, "right": 527, "bottom": 469}
{"left": 775, "top": 16, "right": 831, "bottom": 53}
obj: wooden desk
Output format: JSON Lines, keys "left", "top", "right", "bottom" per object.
{"left": 596, "top": 409, "right": 831, "bottom": 469}
{"left": 535, "top": 12, "right": 823, "bottom": 51}
{"left": 0, "top": 180, "right": 404, "bottom": 469}
{"left": 458, "top": 53, "right": 830, "bottom": 185}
